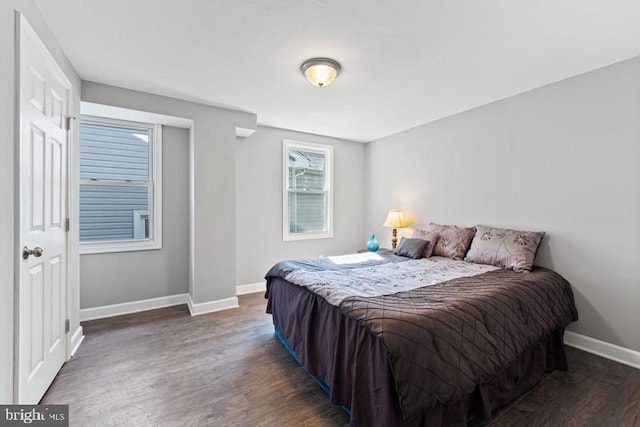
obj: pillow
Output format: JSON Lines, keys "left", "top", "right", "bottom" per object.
{"left": 465, "top": 225, "right": 545, "bottom": 272}
{"left": 426, "top": 223, "right": 475, "bottom": 260}
{"left": 410, "top": 229, "right": 439, "bottom": 258}
{"left": 394, "top": 237, "right": 429, "bottom": 259}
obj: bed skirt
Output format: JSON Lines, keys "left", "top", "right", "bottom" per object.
{"left": 266, "top": 277, "right": 568, "bottom": 427}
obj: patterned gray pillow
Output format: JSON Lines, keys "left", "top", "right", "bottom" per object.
{"left": 465, "top": 225, "right": 545, "bottom": 272}
{"left": 410, "top": 229, "right": 439, "bottom": 258}
{"left": 393, "top": 237, "right": 429, "bottom": 259}
{"left": 426, "top": 223, "right": 475, "bottom": 260}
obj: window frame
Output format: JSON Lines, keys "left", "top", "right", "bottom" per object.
{"left": 79, "top": 115, "right": 162, "bottom": 254}
{"left": 282, "top": 139, "right": 333, "bottom": 241}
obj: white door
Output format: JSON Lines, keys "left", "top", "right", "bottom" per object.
{"left": 17, "top": 15, "right": 72, "bottom": 404}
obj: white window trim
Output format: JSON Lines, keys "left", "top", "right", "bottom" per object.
{"left": 283, "top": 139, "right": 333, "bottom": 241}
{"left": 79, "top": 115, "right": 162, "bottom": 254}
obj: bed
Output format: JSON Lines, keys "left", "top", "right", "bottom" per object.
{"left": 265, "top": 232, "right": 578, "bottom": 426}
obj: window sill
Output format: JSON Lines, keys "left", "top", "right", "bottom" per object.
{"left": 283, "top": 231, "right": 333, "bottom": 242}
{"left": 80, "top": 239, "right": 162, "bottom": 255}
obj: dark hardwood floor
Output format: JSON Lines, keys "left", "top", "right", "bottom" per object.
{"left": 42, "top": 293, "right": 640, "bottom": 426}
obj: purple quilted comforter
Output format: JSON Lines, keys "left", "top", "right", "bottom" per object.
{"left": 338, "top": 266, "right": 578, "bottom": 419}
{"left": 266, "top": 255, "right": 578, "bottom": 420}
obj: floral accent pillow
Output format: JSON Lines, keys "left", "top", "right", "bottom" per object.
{"left": 465, "top": 225, "right": 545, "bottom": 272}
{"left": 425, "top": 223, "right": 475, "bottom": 260}
{"left": 410, "top": 229, "right": 439, "bottom": 258}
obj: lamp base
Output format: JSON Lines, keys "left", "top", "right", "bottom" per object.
{"left": 391, "top": 228, "right": 398, "bottom": 250}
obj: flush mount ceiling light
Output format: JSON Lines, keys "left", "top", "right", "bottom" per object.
{"left": 300, "top": 57, "right": 341, "bottom": 87}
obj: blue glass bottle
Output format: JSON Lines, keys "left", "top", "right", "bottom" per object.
{"left": 366, "top": 234, "right": 379, "bottom": 252}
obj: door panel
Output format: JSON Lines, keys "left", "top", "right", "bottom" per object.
{"left": 30, "top": 125, "right": 45, "bottom": 230}
{"left": 51, "top": 138, "right": 63, "bottom": 227}
{"left": 18, "top": 15, "right": 72, "bottom": 404}
{"left": 27, "top": 263, "right": 44, "bottom": 378}
{"left": 47, "top": 256, "right": 63, "bottom": 352}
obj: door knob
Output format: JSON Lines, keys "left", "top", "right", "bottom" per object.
{"left": 23, "top": 246, "right": 43, "bottom": 260}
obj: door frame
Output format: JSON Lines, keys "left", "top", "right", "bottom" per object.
{"left": 14, "top": 12, "right": 80, "bottom": 403}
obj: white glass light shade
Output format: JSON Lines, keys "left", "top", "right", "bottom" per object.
{"left": 301, "top": 58, "right": 341, "bottom": 87}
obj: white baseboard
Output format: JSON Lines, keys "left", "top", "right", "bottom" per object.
{"left": 236, "top": 282, "right": 266, "bottom": 295}
{"left": 564, "top": 330, "right": 640, "bottom": 370}
{"left": 187, "top": 294, "right": 239, "bottom": 316}
{"left": 69, "top": 325, "right": 84, "bottom": 357}
{"left": 80, "top": 293, "right": 189, "bottom": 321}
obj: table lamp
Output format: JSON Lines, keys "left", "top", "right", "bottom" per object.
{"left": 383, "top": 209, "right": 406, "bottom": 249}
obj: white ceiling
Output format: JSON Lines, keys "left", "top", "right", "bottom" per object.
{"left": 34, "top": 0, "right": 640, "bottom": 142}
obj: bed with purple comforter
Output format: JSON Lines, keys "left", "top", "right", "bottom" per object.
{"left": 265, "top": 251, "right": 578, "bottom": 426}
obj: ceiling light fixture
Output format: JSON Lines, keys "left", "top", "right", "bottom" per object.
{"left": 300, "top": 57, "right": 341, "bottom": 88}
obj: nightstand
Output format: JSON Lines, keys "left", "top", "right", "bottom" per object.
{"left": 357, "top": 248, "right": 391, "bottom": 254}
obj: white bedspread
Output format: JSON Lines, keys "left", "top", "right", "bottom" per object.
{"left": 284, "top": 254, "right": 499, "bottom": 306}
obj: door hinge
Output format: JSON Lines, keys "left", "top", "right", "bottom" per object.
{"left": 64, "top": 116, "right": 75, "bottom": 131}
{"left": 65, "top": 217, "right": 70, "bottom": 232}
{"left": 65, "top": 319, "right": 70, "bottom": 334}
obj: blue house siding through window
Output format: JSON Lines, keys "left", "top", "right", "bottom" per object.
{"left": 79, "top": 185, "right": 149, "bottom": 241}
{"left": 79, "top": 121, "right": 151, "bottom": 242}
{"left": 287, "top": 149, "right": 326, "bottom": 233}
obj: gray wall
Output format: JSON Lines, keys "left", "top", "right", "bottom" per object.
{"left": 365, "top": 56, "right": 640, "bottom": 352}
{"left": 236, "top": 125, "right": 366, "bottom": 285}
{"left": 1, "top": 0, "right": 82, "bottom": 403}
{"left": 80, "top": 126, "right": 189, "bottom": 308}
{"left": 81, "top": 81, "right": 256, "bottom": 305}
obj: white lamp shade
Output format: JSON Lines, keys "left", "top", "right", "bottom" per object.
{"left": 383, "top": 209, "right": 406, "bottom": 228}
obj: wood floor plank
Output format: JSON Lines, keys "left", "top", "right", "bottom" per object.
{"left": 42, "top": 293, "right": 639, "bottom": 426}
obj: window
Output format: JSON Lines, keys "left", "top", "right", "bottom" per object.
{"left": 283, "top": 139, "right": 333, "bottom": 241}
{"left": 79, "top": 116, "right": 162, "bottom": 253}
